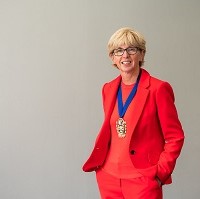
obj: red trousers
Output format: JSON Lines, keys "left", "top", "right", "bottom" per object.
{"left": 96, "top": 169, "right": 163, "bottom": 199}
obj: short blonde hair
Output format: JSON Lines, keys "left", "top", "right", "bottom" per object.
{"left": 108, "top": 27, "right": 146, "bottom": 67}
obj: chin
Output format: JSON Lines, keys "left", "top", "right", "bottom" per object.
{"left": 121, "top": 66, "right": 135, "bottom": 73}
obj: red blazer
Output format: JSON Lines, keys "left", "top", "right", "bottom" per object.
{"left": 82, "top": 69, "right": 184, "bottom": 185}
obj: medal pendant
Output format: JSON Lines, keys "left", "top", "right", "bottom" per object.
{"left": 116, "top": 118, "right": 127, "bottom": 138}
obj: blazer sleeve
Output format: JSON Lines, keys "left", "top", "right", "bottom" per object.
{"left": 156, "top": 82, "right": 184, "bottom": 184}
{"left": 102, "top": 83, "right": 107, "bottom": 115}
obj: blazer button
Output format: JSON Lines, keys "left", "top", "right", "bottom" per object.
{"left": 130, "top": 150, "right": 135, "bottom": 155}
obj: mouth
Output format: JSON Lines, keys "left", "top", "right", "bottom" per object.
{"left": 121, "top": 61, "right": 131, "bottom": 64}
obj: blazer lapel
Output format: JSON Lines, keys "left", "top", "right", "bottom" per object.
{"left": 128, "top": 69, "right": 150, "bottom": 134}
{"left": 104, "top": 76, "right": 121, "bottom": 121}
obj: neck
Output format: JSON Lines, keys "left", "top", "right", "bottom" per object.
{"left": 121, "top": 69, "right": 140, "bottom": 85}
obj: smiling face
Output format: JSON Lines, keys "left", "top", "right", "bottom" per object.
{"left": 107, "top": 27, "right": 146, "bottom": 73}
{"left": 110, "top": 45, "right": 145, "bottom": 75}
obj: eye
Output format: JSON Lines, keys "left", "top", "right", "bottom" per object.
{"left": 113, "top": 48, "right": 124, "bottom": 56}
{"left": 127, "top": 47, "right": 137, "bottom": 53}
{"left": 115, "top": 49, "right": 123, "bottom": 53}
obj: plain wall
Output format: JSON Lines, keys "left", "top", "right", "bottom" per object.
{"left": 0, "top": 0, "right": 199, "bottom": 198}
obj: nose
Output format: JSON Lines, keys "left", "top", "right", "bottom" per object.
{"left": 122, "top": 49, "right": 129, "bottom": 57}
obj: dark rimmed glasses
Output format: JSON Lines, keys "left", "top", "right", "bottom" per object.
{"left": 113, "top": 47, "right": 140, "bottom": 56}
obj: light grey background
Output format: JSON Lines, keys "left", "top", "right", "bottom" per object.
{"left": 0, "top": 0, "right": 199, "bottom": 198}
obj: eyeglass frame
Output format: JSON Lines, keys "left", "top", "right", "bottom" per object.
{"left": 112, "top": 47, "right": 141, "bottom": 56}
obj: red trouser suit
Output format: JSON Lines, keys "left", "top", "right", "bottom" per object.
{"left": 83, "top": 69, "right": 184, "bottom": 198}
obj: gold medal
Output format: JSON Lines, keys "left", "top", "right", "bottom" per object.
{"left": 116, "top": 118, "right": 127, "bottom": 138}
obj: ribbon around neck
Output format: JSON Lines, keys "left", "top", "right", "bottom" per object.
{"left": 117, "top": 70, "right": 141, "bottom": 118}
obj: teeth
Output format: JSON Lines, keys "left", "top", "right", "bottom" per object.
{"left": 122, "top": 61, "right": 131, "bottom": 64}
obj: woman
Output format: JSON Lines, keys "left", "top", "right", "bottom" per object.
{"left": 82, "top": 27, "right": 184, "bottom": 199}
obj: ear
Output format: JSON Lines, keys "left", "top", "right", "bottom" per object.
{"left": 109, "top": 53, "right": 115, "bottom": 63}
{"left": 140, "top": 50, "right": 145, "bottom": 61}
{"left": 109, "top": 53, "right": 114, "bottom": 60}
{"left": 142, "top": 50, "right": 146, "bottom": 56}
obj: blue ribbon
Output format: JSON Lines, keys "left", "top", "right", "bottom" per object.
{"left": 117, "top": 70, "right": 141, "bottom": 118}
